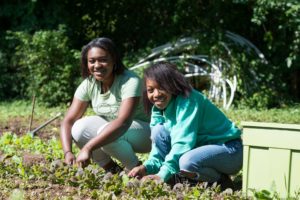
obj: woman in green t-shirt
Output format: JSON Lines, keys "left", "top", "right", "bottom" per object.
{"left": 60, "top": 37, "right": 151, "bottom": 173}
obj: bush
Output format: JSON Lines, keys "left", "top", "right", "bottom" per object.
{"left": 6, "top": 26, "right": 81, "bottom": 106}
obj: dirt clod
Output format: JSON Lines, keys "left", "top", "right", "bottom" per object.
{"left": 23, "top": 152, "right": 46, "bottom": 167}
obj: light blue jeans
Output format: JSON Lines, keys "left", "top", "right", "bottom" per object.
{"left": 72, "top": 116, "right": 151, "bottom": 170}
{"left": 151, "top": 124, "right": 243, "bottom": 182}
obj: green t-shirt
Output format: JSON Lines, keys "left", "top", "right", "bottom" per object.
{"left": 74, "top": 70, "right": 148, "bottom": 122}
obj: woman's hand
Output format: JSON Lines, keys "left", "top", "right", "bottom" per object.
{"left": 76, "top": 147, "right": 91, "bottom": 168}
{"left": 60, "top": 98, "right": 89, "bottom": 166}
{"left": 64, "top": 151, "right": 76, "bottom": 165}
{"left": 142, "top": 174, "right": 162, "bottom": 182}
{"left": 128, "top": 165, "right": 147, "bottom": 179}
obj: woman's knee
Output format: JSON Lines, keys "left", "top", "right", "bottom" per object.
{"left": 179, "top": 153, "right": 195, "bottom": 171}
{"left": 122, "top": 120, "right": 151, "bottom": 153}
{"left": 71, "top": 116, "right": 106, "bottom": 143}
{"left": 101, "top": 139, "right": 120, "bottom": 151}
{"left": 71, "top": 118, "right": 87, "bottom": 142}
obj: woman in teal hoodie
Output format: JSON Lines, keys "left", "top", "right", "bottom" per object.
{"left": 128, "top": 62, "right": 242, "bottom": 190}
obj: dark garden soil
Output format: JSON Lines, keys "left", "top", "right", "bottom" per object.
{"left": 0, "top": 117, "right": 85, "bottom": 199}
{"left": 1, "top": 178, "right": 91, "bottom": 199}
{"left": 0, "top": 116, "right": 61, "bottom": 140}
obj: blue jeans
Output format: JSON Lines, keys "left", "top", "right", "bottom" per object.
{"left": 151, "top": 124, "right": 243, "bottom": 182}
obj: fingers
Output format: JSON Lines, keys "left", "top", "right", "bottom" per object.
{"left": 64, "top": 152, "right": 90, "bottom": 168}
{"left": 128, "top": 168, "right": 137, "bottom": 177}
{"left": 128, "top": 167, "right": 141, "bottom": 178}
{"left": 64, "top": 153, "right": 76, "bottom": 165}
{"left": 69, "top": 159, "right": 76, "bottom": 166}
{"left": 128, "top": 165, "right": 146, "bottom": 179}
{"left": 76, "top": 158, "right": 84, "bottom": 168}
{"left": 76, "top": 161, "right": 82, "bottom": 168}
{"left": 78, "top": 160, "right": 90, "bottom": 168}
{"left": 142, "top": 175, "right": 161, "bottom": 181}
{"left": 76, "top": 156, "right": 90, "bottom": 168}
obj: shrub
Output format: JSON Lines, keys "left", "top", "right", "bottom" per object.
{"left": 6, "top": 26, "right": 81, "bottom": 106}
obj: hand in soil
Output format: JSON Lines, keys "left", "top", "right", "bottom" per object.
{"left": 128, "top": 165, "right": 146, "bottom": 179}
{"left": 64, "top": 152, "right": 76, "bottom": 165}
{"left": 76, "top": 147, "right": 91, "bottom": 168}
{"left": 142, "top": 174, "right": 162, "bottom": 182}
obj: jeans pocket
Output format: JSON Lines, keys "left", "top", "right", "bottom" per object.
{"left": 224, "top": 139, "right": 243, "bottom": 154}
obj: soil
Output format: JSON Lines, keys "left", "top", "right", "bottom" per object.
{"left": 0, "top": 116, "right": 61, "bottom": 140}
{"left": 22, "top": 152, "right": 47, "bottom": 167}
{"left": 1, "top": 179, "right": 91, "bottom": 199}
{"left": 0, "top": 116, "right": 80, "bottom": 199}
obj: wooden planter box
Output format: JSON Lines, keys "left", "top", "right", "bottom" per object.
{"left": 242, "top": 122, "right": 300, "bottom": 198}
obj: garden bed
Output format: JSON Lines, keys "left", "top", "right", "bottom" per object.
{"left": 1, "top": 101, "right": 300, "bottom": 199}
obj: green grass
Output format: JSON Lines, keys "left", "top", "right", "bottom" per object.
{"left": 0, "top": 100, "right": 66, "bottom": 121}
{"left": 223, "top": 104, "right": 300, "bottom": 126}
{"left": 1, "top": 100, "right": 299, "bottom": 124}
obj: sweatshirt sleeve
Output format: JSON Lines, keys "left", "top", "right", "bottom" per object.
{"left": 143, "top": 106, "right": 165, "bottom": 174}
{"left": 143, "top": 143, "right": 164, "bottom": 174}
{"left": 156, "top": 96, "right": 200, "bottom": 182}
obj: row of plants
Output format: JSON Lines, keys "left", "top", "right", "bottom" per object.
{"left": 0, "top": 132, "right": 246, "bottom": 199}
{"left": 1, "top": 101, "right": 300, "bottom": 199}
{"left": 3, "top": 131, "right": 295, "bottom": 199}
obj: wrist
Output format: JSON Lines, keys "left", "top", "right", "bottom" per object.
{"left": 83, "top": 144, "right": 93, "bottom": 152}
{"left": 141, "top": 165, "right": 146, "bottom": 170}
{"left": 140, "top": 165, "right": 147, "bottom": 175}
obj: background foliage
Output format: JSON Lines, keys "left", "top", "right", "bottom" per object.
{"left": 0, "top": 0, "right": 299, "bottom": 107}
{"left": 5, "top": 26, "right": 80, "bottom": 106}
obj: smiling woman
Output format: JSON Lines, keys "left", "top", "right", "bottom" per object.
{"left": 145, "top": 79, "right": 172, "bottom": 110}
{"left": 87, "top": 47, "right": 114, "bottom": 92}
{"left": 60, "top": 37, "right": 151, "bottom": 173}
{"left": 129, "top": 61, "right": 242, "bottom": 191}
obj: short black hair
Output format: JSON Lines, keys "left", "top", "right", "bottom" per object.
{"left": 80, "top": 37, "right": 126, "bottom": 78}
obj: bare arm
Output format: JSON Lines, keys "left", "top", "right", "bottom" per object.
{"left": 60, "top": 97, "right": 88, "bottom": 163}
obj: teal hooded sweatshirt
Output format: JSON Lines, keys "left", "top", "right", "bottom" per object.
{"left": 143, "top": 89, "right": 241, "bottom": 182}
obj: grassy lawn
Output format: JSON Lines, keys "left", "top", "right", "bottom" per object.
{"left": 1, "top": 100, "right": 299, "bottom": 124}
{"left": 224, "top": 105, "right": 300, "bottom": 126}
